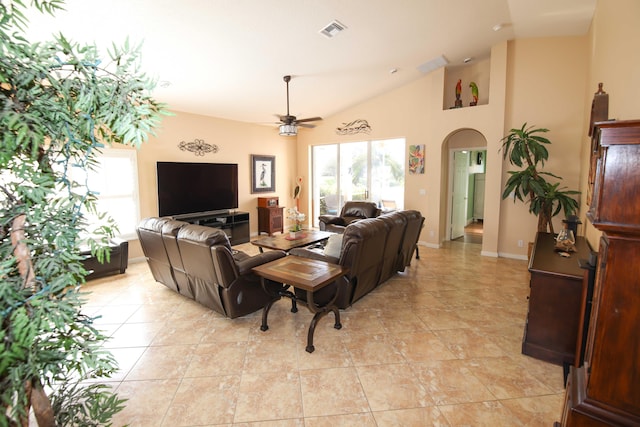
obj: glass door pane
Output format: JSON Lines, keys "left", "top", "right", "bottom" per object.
{"left": 312, "top": 144, "right": 339, "bottom": 227}
{"left": 340, "top": 141, "right": 368, "bottom": 202}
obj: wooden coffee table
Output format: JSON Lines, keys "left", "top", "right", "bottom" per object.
{"left": 252, "top": 256, "right": 349, "bottom": 353}
{"left": 251, "top": 230, "right": 334, "bottom": 253}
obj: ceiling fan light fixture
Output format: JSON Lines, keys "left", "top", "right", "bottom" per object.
{"left": 279, "top": 124, "right": 297, "bottom": 136}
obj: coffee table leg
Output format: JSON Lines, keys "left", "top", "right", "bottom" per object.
{"left": 304, "top": 289, "right": 342, "bottom": 353}
{"left": 260, "top": 298, "right": 277, "bottom": 331}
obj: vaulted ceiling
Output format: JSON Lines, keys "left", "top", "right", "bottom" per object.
{"left": 24, "top": 0, "right": 596, "bottom": 128}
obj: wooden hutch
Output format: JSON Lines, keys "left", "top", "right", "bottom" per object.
{"left": 557, "top": 120, "right": 640, "bottom": 426}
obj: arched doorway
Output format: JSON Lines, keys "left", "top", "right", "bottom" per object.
{"left": 443, "top": 128, "right": 488, "bottom": 244}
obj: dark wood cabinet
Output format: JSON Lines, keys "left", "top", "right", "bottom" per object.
{"left": 558, "top": 120, "right": 640, "bottom": 426}
{"left": 257, "top": 197, "right": 283, "bottom": 236}
{"left": 524, "top": 232, "right": 591, "bottom": 366}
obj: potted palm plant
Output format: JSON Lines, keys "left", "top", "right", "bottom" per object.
{"left": 501, "top": 123, "right": 580, "bottom": 234}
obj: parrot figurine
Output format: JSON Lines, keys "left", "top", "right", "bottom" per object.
{"left": 469, "top": 82, "right": 478, "bottom": 106}
{"left": 454, "top": 79, "right": 462, "bottom": 107}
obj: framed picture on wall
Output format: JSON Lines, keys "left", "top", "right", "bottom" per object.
{"left": 408, "top": 144, "right": 425, "bottom": 174}
{"left": 251, "top": 155, "right": 275, "bottom": 193}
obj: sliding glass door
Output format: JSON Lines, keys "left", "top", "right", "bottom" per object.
{"left": 312, "top": 138, "right": 405, "bottom": 227}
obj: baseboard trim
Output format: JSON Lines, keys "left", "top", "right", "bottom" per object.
{"left": 480, "top": 250, "right": 499, "bottom": 258}
{"left": 419, "top": 240, "right": 440, "bottom": 249}
{"left": 498, "top": 252, "right": 529, "bottom": 261}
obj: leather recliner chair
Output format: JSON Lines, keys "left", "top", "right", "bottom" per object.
{"left": 161, "top": 219, "right": 193, "bottom": 298}
{"left": 378, "top": 210, "right": 408, "bottom": 282}
{"left": 137, "top": 218, "right": 286, "bottom": 318}
{"left": 318, "top": 201, "right": 380, "bottom": 233}
{"left": 290, "top": 209, "right": 425, "bottom": 309}
{"left": 397, "top": 210, "right": 425, "bottom": 268}
{"left": 176, "top": 224, "right": 286, "bottom": 318}
{"left": 291, "top": 216, "right": 389, "bottom": 309}
{"left": 136, "top": 217, "right": 179, "bottom": 292}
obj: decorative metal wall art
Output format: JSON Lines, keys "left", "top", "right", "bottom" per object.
{"left": 178, "top": 139, "right": 219, "bottom": 156}
{"left": 336, "top": 119, "right": 371, "bottom": 135}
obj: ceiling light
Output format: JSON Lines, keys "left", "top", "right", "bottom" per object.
{"left": 493, "top": 23, "right": 505, "bottom": 32}
{"left": 279, "top": 124, "right": 297, "bottom": 136}
{"left": 389, "top": 68, "right": 398, "bottom": 74}
{"left": 463, "top": 57, "right": 473, "bottom": 64}
{"left": 319, "top": 20, "right": 347, "bottom": 38}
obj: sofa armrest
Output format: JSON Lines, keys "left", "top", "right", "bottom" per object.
{"left": 289, "top": 248, "right": 340, "bottom": 264}
{"left": 318, "top": 215, "right": 346, "bottom": 226}
{"left": 235, "top": 250, "right": 286, "bottom": 275}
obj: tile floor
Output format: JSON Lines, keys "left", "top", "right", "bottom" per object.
{"left": 82, "top": 239, "right": 565, "bottom": 426}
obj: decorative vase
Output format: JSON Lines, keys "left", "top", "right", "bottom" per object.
{"left": 289, "top": 231, "right": 299, "bottom": 239}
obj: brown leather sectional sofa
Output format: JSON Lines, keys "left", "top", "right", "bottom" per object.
{"left": 136, "top": 217, "right": 286, "bottom": 318}
{"left": 290, "top": 209, "right": 424, "bottom": 309}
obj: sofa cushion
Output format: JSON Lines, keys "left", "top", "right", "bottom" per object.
{"left": 323, "top": 233, "right": 343, "bottom": 258}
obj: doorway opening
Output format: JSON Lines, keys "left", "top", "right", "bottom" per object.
{"left": 444, "top": 129, "right": 487, "bottom": 245}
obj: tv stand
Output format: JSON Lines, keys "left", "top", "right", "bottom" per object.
{"left": 177, "top": 211, "right": 250, "bottom": 246}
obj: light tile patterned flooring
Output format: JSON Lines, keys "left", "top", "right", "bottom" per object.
{"left": 83, "top": 240, "right": 565, "bottom": 426}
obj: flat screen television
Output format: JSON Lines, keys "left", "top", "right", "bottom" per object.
{"left": 157, "top": 161, "right": 238, "bottom": 217}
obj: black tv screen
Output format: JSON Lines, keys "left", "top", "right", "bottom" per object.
{"left": 157, "top": 162, "right": 238, "bottom": 217}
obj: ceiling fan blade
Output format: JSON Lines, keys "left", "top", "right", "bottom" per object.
{"left": 295, "top": 116, "right": 323, "bottom": 123}
{"left": 298, "top": 123, "right": 317, "bottom": 128}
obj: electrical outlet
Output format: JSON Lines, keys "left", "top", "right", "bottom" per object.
{"left": 518, "top": 239, "right": 524, "bottom": 247}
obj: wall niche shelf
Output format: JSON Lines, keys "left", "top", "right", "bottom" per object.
{"left": 443, "top": 57, "right": 491, "bottom": 110}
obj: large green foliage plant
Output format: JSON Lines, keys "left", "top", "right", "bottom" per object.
{"left": 501, "top": 123, "right": 580, "bottom": 234}
{"left": 1, "top": 1, "right": 167, "bottom": 425}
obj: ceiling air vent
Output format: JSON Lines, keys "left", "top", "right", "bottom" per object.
{"left": 319, "top": 20, "right": 347, "bottom": 38}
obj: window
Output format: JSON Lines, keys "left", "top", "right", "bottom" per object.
{"left": 83, "top": 149, "right": 140, "bottom": 240}
{"left": 312, "top": 138, "right": 405, "bottom": 226}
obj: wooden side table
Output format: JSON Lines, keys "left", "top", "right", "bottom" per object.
{"left": 257, "top": 206, "right": 283, "bottom": 236}
{"left": 252, "top": 256, "right": 349, "bottom": 353}
{"left": 257, "top": 197, "right": 283, "bottom": 236}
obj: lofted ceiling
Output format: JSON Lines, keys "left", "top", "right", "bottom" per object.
{"left": 23, "top": 0, "right": 596, "bottom": 129}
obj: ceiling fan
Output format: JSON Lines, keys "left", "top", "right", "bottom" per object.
{"left": 276, "top": 75, "right": 322, "bottom": 136}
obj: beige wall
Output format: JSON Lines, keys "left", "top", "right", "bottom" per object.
{"left": 500, "top": 36, "right": 589, "bottom": 256}
{"left": 128, "top": 112, "right": 296, "bottom": 259}
{"left": 580, "top": 0, "right": 640, "bottom": 249}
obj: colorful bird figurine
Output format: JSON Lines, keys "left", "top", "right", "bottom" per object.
{"left": 454, "top": 79, "right": 463, "bottom": 107}
{"left": 469, "top": 82, "right": 478, "bottom": 106}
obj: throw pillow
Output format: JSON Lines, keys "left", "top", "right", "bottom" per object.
{"left": 323, "top": 234, "right": 343, "bottom": 258}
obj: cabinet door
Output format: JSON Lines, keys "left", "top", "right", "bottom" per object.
{"left": 271, "top": 210, "right": 283, "bottom": 231}
{"left": 585, "top": 236, "right": 640, "bottom": 417}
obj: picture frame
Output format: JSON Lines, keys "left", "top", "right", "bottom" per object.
{"left": 408, "top": 144, "right": 425, "bottom": 174}
{"left": 251, "top": 155, "right": 275, "bottom": 193}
